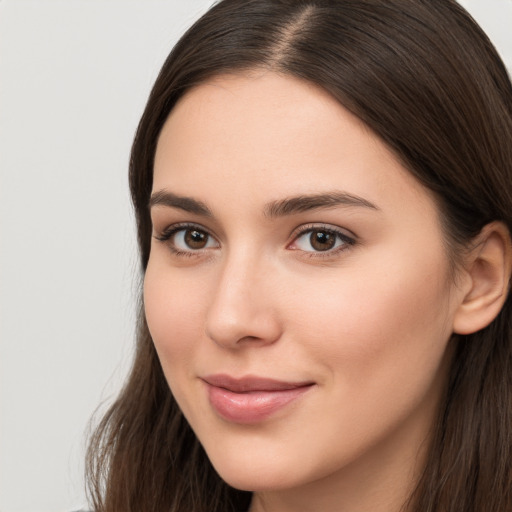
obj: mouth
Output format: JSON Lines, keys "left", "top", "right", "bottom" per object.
{"left": 201, "top": 374, "right": 315, "bottom": 424}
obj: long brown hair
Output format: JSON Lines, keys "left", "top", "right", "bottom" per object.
{"left": 86, "top": 1, "right": 512, "bottom": 511}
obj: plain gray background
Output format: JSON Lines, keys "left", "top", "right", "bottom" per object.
{"left": 1, "top": 1, "right": 511, "bottom": 511}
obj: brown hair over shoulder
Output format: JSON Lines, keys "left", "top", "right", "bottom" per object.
{"left": 86, "top": 1, "right": 512, "bottom": 511}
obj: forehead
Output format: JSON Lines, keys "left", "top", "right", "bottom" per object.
{"left": 153, "top": 71, "right": 437, "bottom": 221}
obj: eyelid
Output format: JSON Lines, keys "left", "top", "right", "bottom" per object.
{"left": 154, "top": 221, "right": 214, "bottom": 240}
{"left": 287, "top": 223, "right": 357, "bottom": 255}
{"left": 153, "top": 221, "right": 357, "bottom": 259}
{"left": 289, "top": 222, "right": 356, "bottom": 239}
{"left": 154, "top": 222, "right": 220, "bottom": 255}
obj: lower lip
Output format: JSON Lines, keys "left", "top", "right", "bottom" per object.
{"left": 205, "top": 383, "right": 313, "bottom": 424}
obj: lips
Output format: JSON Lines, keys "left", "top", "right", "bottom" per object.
{"left": 202, "top": 374, "right": 315, "bottom": 424}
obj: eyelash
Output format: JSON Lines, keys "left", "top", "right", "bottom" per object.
{"left": 289, "top": 223, "right": 356, "bottom": 258}
{"left": 154, "top": 222, "right": 216, "bottom": 258}
{"left": 154, "top": 222, "right": 357, "bottom": 259}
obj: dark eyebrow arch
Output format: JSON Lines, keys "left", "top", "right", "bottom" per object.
{"left": 264, "top": 191, "right": 379, "bottom": 218}
{"left": 149, "top": 190, "right": 213, "bottom": 217}
{"left": 149, "top": 189, "right": 378, "bottom": 219}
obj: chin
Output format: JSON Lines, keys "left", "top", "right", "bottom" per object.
{"left": 208, "top": 452, "right": 301, "bottom": 492}
{"left": 219, "top": 472, "right": 294, "bottom": 493}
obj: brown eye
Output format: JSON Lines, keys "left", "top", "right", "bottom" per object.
{"left": 291, "top": 226, "right": 354, "bottom": 254}
{"left": 309, "top": 230, "right": 336, "bottom": 251}
{"left": 184, "top": 229, "right": 209, "bottom": 249}
{"left": 165, "top": 226, "right": 219, "bottom": 252}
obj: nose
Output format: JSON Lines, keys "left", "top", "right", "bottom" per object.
{"left": 205, "top": 252, "right": 282, "bottom": 349}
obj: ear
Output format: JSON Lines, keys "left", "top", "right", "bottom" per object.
{"left": 453, "top": 222, "right": 512, "bottom": 335}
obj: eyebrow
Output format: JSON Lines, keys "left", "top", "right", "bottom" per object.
{"left": 264, "top": 191, "right": 379, "bottom": 218}
{"left": 149, "top": 190, "right": 213, "bottom": 217}
{"left": 149, "top": 189, "right": 378, "bottom": 217}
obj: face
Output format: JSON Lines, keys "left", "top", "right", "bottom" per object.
{"left": 145, "top": 72, "right": 464, "bottom": 504}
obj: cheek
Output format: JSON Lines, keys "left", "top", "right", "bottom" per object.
{"left": 269, "top": 249, "right": 456, "bottom": 473}
{"left": 287, "top": 247, "right": 454, "bottom": 390}
{"left": 143, "top": 262, "right": 208, "bottom": 374}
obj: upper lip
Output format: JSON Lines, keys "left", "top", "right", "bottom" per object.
{"left": 202, "top": 374, "right": 315, "bottom": 392}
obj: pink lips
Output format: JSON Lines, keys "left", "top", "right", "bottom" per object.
{"left": 202, "top": 374, "right": 314, "bottom": 424}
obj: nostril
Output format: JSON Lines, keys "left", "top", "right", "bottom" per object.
{"left": 237, "top": 335, "right": 266, "bottom": 344}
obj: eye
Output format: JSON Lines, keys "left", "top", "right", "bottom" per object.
{"left": 289, "top": 225, "right": 355, "bottom": 254}
{"left": 174, "top": 227, "right": 217, "bottom": 250}
{"left": 155, "top": 224, "right": 219, "bottom": 254}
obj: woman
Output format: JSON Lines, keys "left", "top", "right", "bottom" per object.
{"left": 86, "top": 1, "right": 512, "bottom": 511}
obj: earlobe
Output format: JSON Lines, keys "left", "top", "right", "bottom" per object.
{"left": 453, "top": 222, "right": 512, "bottom": 335}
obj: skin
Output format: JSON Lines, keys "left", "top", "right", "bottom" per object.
{"left": 144, "top": 71, "right": 469, "bottom": 512}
